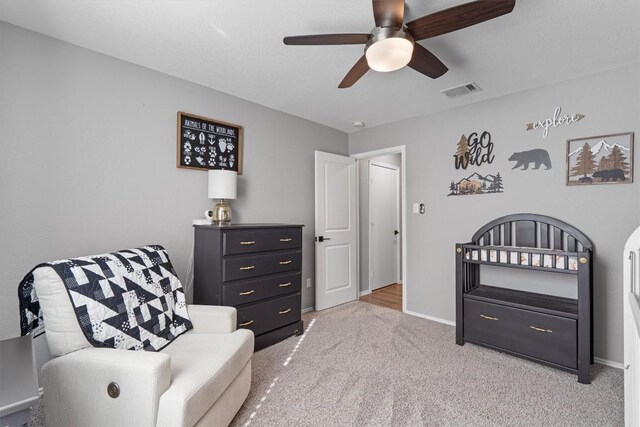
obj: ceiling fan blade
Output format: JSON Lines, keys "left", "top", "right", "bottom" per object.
{"left": 283, "top": 34, "right": 371, "bottom": 45}
{"left": 372, "top": 0, "right": 405, "bottom": 28}
{"left": 338, "top": 56, "right": 370, "bottom": 88}
{"left": 406, "top": 0, "right": 515, "bottom": 41}
{"left": 407, "top": 43, "right": 448, "bottom": 79}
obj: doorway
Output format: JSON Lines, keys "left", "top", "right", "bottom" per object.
{"left": 352, "top": 147, "right": 406, "bottom": 313}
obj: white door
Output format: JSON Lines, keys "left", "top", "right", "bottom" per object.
{"left": 624, "top": 226, "right": 640, "bottom": 426}
{"left": 314, "top": 151, "right": 358, "bottom": 311}
{"left": 369, "top": 161, "right": 399, "bottom": 290}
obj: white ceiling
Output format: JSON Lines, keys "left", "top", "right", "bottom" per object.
{"left": 1, "top": 0, "right": 638, "bottom": 133}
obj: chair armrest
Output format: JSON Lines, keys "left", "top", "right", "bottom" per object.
{"left": 187, "top": 304, "right": 237, "bottom": 334}
{"left": 42, "top": 347, "right": 171, "bottom": 427}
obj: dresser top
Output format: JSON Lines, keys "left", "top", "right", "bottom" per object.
{"left": 194, "top": 223, "right": 304, "bottom": 230}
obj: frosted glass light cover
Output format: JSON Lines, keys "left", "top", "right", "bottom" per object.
{"left": 208, "top": 170, "right": 237, "bottom": 199}
{"left": 365, "top": 37, "right": 414, "bottom": 72}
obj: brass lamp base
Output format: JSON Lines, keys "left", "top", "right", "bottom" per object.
{"left": 211, "top": 199, "right": 232, "bottom": 225}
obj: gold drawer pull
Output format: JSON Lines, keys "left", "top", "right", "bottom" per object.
{"left": 239, "top": 265, "right": 255, "bottom": 271}
{"left": 239, "top": 290, "right": 255, "bottom": 296}
{"left": 278, "top": 282, "right": 292, "bottom": 287}
{"left": 240, "top": 241, "right": 256, "bottom": 245}
{"left": 279, "top": 260, "right": 292, "bottom": 265}
{"left": 280, "top": 238, "right": 293, "bottom": 242}
{"left": 239, "top": 320, "right": 254, "bottom": 327}
{"left": 529, "top": 325, "right": 553, "bottom": 333}
{"left": 480, "top": 314, "right": 499, "bottom": 321}
{"left": 278, "top": 308, "right": 292, "bottom": 315}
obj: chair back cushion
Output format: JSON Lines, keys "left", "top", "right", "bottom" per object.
{"left": 24, "top": 246, "right": 192, "bottom": 356}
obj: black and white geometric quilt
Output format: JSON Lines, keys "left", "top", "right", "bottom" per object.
{"left": 19, "top": 245, "right": 193, "bottom": 351}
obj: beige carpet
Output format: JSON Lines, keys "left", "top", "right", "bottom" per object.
{"left": 230, "top": 301, "right": 623, "bottom": 427}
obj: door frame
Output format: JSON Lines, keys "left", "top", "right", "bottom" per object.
{"left": 368, "top": 160, "right": 401, "bottom": 290}
{"left": 351, "top": 145, "right": 407, "bottom": 313}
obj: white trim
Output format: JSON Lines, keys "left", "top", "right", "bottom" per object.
{"left": 594, "top": 357, "right": 623, "bottom": 369}
{"left": 359, "top": 290, "right": 372, "bottom": 297}
{"left": 405, "top": 310, "right": 456, "bottom": 327}
{"left": 351, "top": 145, "right": 407, "bottom": 313}
{"left": 301, "top": 307, "right": 314, "bottom": 314}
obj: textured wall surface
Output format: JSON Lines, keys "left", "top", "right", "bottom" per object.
{"left": 350, "top": 64, "right": 640, "bottom": 363}
{"left": 0, "top": 22, "right": 348, "bottom": 344}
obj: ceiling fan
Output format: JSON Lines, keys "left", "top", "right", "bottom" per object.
{"left": 283, "top": 0, "right": 516, "bottom": 88}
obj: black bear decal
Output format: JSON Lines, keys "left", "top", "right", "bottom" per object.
{"left": 592, "top": 168, "right": 626, "bottom": 182}
{"left": 508, "top": 149, "right": 552, "bottom": 170}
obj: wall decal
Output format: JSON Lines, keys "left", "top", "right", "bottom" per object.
{"left": 566, "top": 132, "right": 634, "bottom": 185}
{"left": 526, "top": 107, "right": 585, "bottom": 139}
{"left": 177, "top": 112, "right": 243, "bottom": 174}
{"left": 453, "top": 131, "right": 495, "bottom": 169}
{"left": 508, "top": 149, "right": 552, "bottom": 170}
{"left": 448, "top": 172, "right": 504, "bottom": 196}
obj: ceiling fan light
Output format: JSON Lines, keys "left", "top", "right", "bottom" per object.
{"left": 365, "top": 37, "right": 414, "bottom": 72}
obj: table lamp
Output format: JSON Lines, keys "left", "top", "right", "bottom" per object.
{"left": 208, "top": 169, "right": 237, "bottom": 224}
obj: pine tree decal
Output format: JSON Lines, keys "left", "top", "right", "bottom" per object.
{"left": 606, "top": 145, "right": 630, "bottom": 173}
{"left": 598, "top": 156, "right": 609, "bottom": 172}
{"left": 571, "top": 143, "right": 596, "bottom": 178}
{"left": 453, "top": 134, "right": 470, "bottom": 170}
{"left": 490, "top": 173, "right": 504, "bottom": 192}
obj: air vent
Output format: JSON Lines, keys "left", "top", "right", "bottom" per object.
{"left": 441, "top": 82, "right": 482, "bottom": 99}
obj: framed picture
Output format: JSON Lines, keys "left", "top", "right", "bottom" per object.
{"left": 177, "top": 112, "right": 243, "bottom": 174}
{"left": 566, "top": 132, "right": 633, "bottom": 185}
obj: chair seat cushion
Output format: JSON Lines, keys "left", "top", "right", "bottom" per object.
{"left": 156, "top": 329, "right": 254, "bottom": 427}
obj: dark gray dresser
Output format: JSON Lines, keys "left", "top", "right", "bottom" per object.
{"left": 193, "top": 223, "right": 304, "bottom": 350}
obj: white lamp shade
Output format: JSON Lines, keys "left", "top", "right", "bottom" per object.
{"left": 365, "top": 37, "right": 414, "bottom": 72}
{"left": 208, "top": 170, "right": 237, "bottom": 199}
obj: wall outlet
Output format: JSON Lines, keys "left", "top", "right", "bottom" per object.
{"left": 306, "top": 278, "right": 312, "bottom": 288}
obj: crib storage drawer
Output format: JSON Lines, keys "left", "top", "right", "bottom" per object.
{"left": 464, "top": 299, "right": 577, "bottom": 369}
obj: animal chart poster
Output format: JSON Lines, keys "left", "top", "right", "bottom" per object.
{"left": 177, "top": 112, "right": 243, "bottom": 174}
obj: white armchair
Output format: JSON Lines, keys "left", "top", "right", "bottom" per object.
{"left": 33, "top": 266, "right": 254, "bottom": 427}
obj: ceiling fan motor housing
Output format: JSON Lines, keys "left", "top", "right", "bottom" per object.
{"left": 365, "top": 27, "right": 415, "bottom": 72}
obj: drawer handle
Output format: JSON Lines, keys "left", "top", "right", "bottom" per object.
{"left": 480, "top": 314, "right": 499, "bottom": 321}
{"left": 240, "top": 241, "right": 256, "bottom": 245}
{"left": 239, "top": 320, "right": 254, "bottom": 327}
{"left": 529, "top": 325, "right": 553, "bottom": 333}
{"left": 278, "top": 282, "right": 292, "bottom": 287}
{"left": 239, "top": 265, "right": 255, "bottom": 271}
{"left": 239, "top": 290, "right": 255, "bottom": 296}
{"left": 279, "top": 260, "right": 292, "bottom": 265}
{"left": 280, "top": 238, "right": 293, "bottom": 242}
{"left": 278, "top": 308, "right": 292, "bottom": 315}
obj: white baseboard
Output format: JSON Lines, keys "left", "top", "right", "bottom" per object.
{"left": 404, "top": 309, "right": 455, "bottom": 326}
{"left": 301, "top": 307, "right": 314, "bottom": 314}
{"left": 359, "top": 290, "right": 371, "bottom": 297}
{"left": 594, "top": 357, "right": 623, "bottom": 369}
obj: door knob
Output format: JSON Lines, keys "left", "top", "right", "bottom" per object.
{"left": 394, "top": 230, "right": 399, "bottom": 235}
{"left": 316, "top": 236, "right": 331, "bottom": 242}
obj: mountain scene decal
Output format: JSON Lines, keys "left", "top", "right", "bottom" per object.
{"left": 448, "top": 172, "right": 504, "bottom": 196}
{"left": 567, "top": 133, "right": 634, "bottom": 186}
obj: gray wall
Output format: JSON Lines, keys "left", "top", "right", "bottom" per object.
{"left": 349, "top": 63, "right": 640, "bottom": 364}
{"left": 0, "top": 22, "right": 348, "bottom": 346}
{"left": 358, "top": 154, "right": 402, "bottom": 293}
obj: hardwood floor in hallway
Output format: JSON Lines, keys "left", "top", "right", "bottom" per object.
{"left": 359, "top": 283, "right": 402, "bottom": 311}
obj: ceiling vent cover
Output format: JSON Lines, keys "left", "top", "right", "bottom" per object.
{"left": 441, "top": 82, "right": 482, "bottom": 99}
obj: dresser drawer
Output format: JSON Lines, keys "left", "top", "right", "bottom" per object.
{"left": 236, "top": 293, "right": 301, "bottom": 336}
{"left": 222, "top": 272, "right": 301, "bottom": 306}
{"left": 223, "top": 250, "right": 301, "bottom": 282}
{"left": 223, "top": 228, "right": 302, "bottom": 255}
{"left": 464, "top": 299, "right": 577, "bottom": 369}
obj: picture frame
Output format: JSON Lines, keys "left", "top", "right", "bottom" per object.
{"left": 177, "top": 112, "right": 243, "bottom": 174}
{"left": 566, "top": 132, "right": 633, "bottom": 186}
